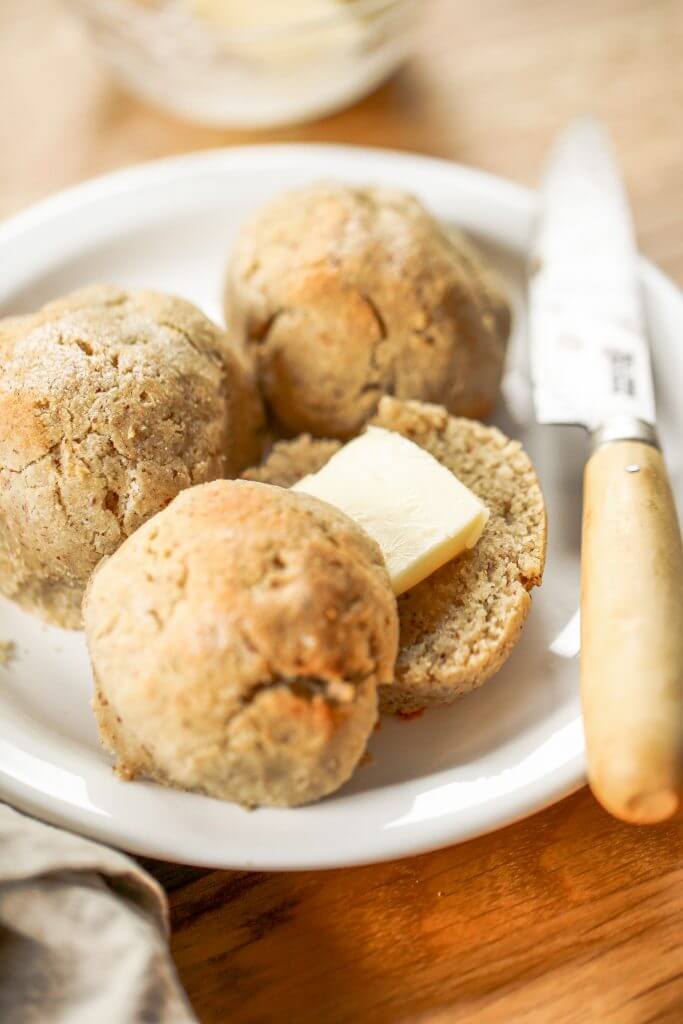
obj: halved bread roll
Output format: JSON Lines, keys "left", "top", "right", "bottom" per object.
{"left": 245, "top": 397, "right": 547, "bottom": 713}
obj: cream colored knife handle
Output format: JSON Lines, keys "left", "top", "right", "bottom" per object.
{"left": 581, "top": 438, "right": 683, "bottom": 823}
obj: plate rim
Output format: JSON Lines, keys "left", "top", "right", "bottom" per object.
{"left": 0, "top": 143, "right": 679, "bottom": 869}
{"left": 0, "top": 754, "right": 585, "bottom": 870}
{"left": 0, "top": 142, "right": 534, "bottom": 245}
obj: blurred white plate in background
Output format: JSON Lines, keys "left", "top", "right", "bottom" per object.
{"left": 0, "top": 146, "right": 681, "bottom": 869}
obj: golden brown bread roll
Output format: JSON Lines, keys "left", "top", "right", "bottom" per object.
{"left": 0, "top": 285, "right": 265, "bottom": 628}
{"left": 225, "top": 183, "right": 510, "bottom": 439}
{"left": 84, "top": 479, "right": 399, "bottom": 807}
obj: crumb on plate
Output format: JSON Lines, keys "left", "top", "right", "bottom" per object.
{"left": 0, "top": 640, "right": 16, "bottom": 667}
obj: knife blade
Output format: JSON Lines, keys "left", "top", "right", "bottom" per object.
{"left": 529, "top": 116, "right": 656, "bottom": 432}
{"left": 529, "top": 117, "right": 683, "bottom": 826}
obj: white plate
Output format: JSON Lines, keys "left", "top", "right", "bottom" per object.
{"left": 0, "top": 147, "right": 681, "bottom": 870}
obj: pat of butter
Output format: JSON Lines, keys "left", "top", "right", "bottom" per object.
{"left": 193, "top": 0, "right": 349, "bottom": 30}
{"left": 293, "top": 427, "right": 489, "bottom": 595}
{"left": 189, "top": 0, "right": 364, "bottom": 64}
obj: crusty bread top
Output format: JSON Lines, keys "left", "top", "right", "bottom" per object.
{"left": 226, "top": 183, "right": 510, "bottom": 439}
{"left": 245, "top": 397, "right": 547, "bottom": 712}
{"left": 0, "top": 284, "right": 264, "bottom": 479}
{"left": 85, "top": 479, "right": 398, "bottom": 706}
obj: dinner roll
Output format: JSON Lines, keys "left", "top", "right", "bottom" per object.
{"left": 0, "top": 285, "right": 265, "bottom": 628}
{"left": 245, "top": 397, "right": 547, "bottom": 712}
{"left": 84, "top": 480, "right": 398, "bottom": 807}
{"left": 225, "top": 183, "right": 510, "bottom": 438}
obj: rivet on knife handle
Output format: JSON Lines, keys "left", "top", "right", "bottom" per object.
{"left": 581, "top": 437, "right": 683, "bottom": 823}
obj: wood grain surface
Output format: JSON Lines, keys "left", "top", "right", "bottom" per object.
{"left": 2, "top": 1, "right": 682, "bottom": 1021}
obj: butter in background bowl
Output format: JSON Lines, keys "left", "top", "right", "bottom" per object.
{"left": 69, "top": 0, "right": 421, "bottom": 127}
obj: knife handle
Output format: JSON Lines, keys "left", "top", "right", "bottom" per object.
{"left": 581, "top": 439, "right": 683, "bottom": 823}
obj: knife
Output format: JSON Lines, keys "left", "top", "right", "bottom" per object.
{"left": 529, "top": 116, "right": 683, "bottom": 824}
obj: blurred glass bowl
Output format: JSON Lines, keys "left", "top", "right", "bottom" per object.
{"left": 70, "top": 0, "right": 420, "bottom": 128}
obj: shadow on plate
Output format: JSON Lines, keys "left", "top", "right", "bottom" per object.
{"left": 342, "top": 592, "right": 579, "bottom": 796}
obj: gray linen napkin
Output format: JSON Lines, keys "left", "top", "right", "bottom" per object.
{"left": 0, "top": 804, "right": 197, "bottom": 1024}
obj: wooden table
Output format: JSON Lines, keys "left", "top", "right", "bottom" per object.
{"left": 3, "top": 1, "right": 682, "bottom": 1020}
